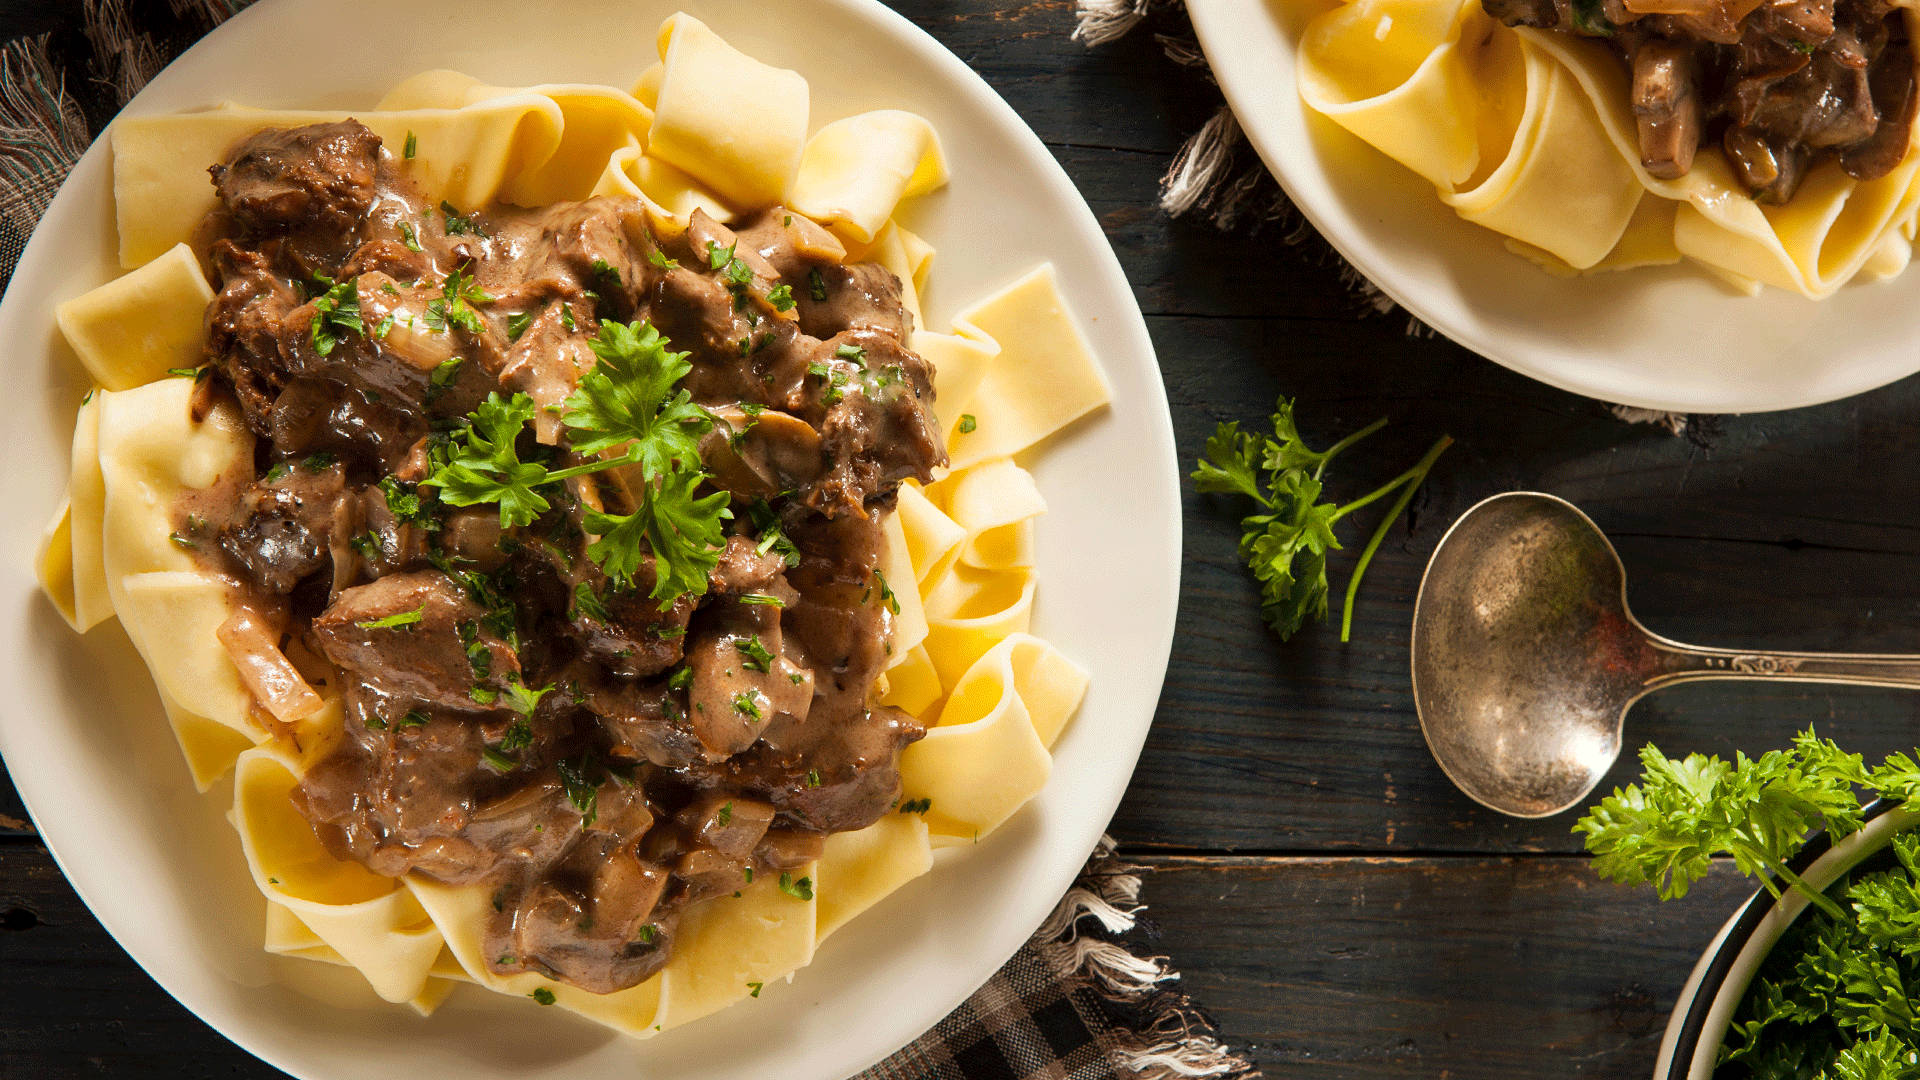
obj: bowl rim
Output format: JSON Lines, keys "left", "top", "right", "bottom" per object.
{"left": 1655, "top": 798, "right": 1915, "bottom": 1080}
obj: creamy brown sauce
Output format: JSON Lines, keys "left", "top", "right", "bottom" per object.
{"left": 179, "top": 120, "right": 945, "bottom": 994}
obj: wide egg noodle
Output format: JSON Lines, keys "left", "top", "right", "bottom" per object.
{"left": 1296, "top": 0, "right": 1504, "bottom": 189}
{"left": 789, "top": 110, "right": 949, "bottom": 245}
{"left": 66, "top": 391, "right": 113, "bottom": 632}
{"left": 652, "top": 872, "right": 819, "bottom": 1029}
{"left": 939, "top": 457, "right": 1046, "bottom": 571}
{"left": 897, "top": 633, "right": 1090, "bottom": 844}
{"left": 911, "top": 329, "right": 995, "bottom": 443}
{"left": 880, "top": 509, "right": 930, "bottom": 663}
{"left": 375, "top": 70, "right": 655, "bottom": 208}
{"left": 232, "top": 745, "right": 449, "bottom": 1006}
{"left": 645, "top": 13, "right": 810, "bottom": 210}
{"left": 55, "top": 243, "right": 214, "bottom": 390}
{"left": 94, "top": 378, "right": 262, "bottom": 787}
{"left": 34, "top": 499, "right": 78, "bottom": 630}
{"left": 943, "top": 265, "right": 1112, "bottom": 471}
{"left": 814, "top": 813, "right": 934, "bottom": 940}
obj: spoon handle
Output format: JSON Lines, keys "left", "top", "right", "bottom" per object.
{"left": 1644, "top": 641, "right": 1920, "bottom": 692}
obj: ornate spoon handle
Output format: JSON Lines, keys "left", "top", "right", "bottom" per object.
{"left": 1643, "top": 639, "right": 1920, "bottom": 692}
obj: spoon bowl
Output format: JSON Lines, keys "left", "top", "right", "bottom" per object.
{"left": 1412, "top": 492, "right": 1920, "bottom": 818}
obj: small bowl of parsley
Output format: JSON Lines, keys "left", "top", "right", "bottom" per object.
{"left": 1576, "top": 733, "right": 1920, "bottom": 1078}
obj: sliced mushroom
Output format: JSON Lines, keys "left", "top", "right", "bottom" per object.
{"left": 1632, "top": 38, "right": 1706, "bottom": 178}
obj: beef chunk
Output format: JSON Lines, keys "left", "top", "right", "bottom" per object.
{"left": 211, "top": 120, "right": 382, "bottom": 268}
{"left": 218, "top": 461, "right": 350, "bottom": 593}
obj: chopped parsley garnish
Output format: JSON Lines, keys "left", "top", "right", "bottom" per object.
{"left": 373, "top": 313, "right": 395, "bottom": 339}
{"left": 638, "top": 923, "right": 659, "bottom": 944}
{"left": 733, "top": 691, "right": 764, "bottom": 720}
{"left": 747, "top": 981, "right": 764, "bottom": 998}
{"left": 479, "top": 746, "right": 515, "bottom": 772}
{"left": 379, "top": 475, "right": 435, "bottom": 528}
{"left": 668, "top": 666, "right": 693, "bottom": 691}
{"left": 308, "top": 277, "right": 363, "bottom": 357}
{"left": 717, "top": 801, "right": 733, "bottom": 826}
{"left": 402, "top": 130, "right": 418, "bottom": 159}
{"left": 556, "top": 752, "right": 600, "bottom": 826}
{"left": 506, "top": 311, "right": 533, "bottom": 341}
{"left": 302, "top": 452, "right": 336, "bottom": 471}
{"left": 398, "top": 710, "right": 429, "bottom": 729}
{"left": 767, "top": 283, "right": 795, "bottom": 312}
{"left": 399, "top": 221, "right": 422, "bottom": 252}
{"left": 872, "top": 569, "right": 900, "bottom": 616}
{"left": 834, "top": 343, "right": 866, "bottom": 364}
{"left": 364, "top": 712, "right": 389, "bottom": 731}
{"left": 355, "top": 603, "right": 425, "bottom": 630}
{"left": 571, "top": 581, "right": 610, "bottom": 623}
{"left": 808, "top": 268, "right": 827, "bottom": 302}
{"left": 558, "top": 302, "right": 577, "bottom": 332}
{"left": 735, "top": 636, "right": 775, "bottom": 673}
{"left": 442, "top": 200, "right": 484, "bottom": 236}
{"left": 738, "top": 593, "right": 786, "bottom": 608}
{"left": 647, "top": 250, "right": 679, "bottom": 271}
{"left": 424, "top": 266, "right": 493, "bottom": 335}
{"left": 805, "top": 769, "right": 822, "bottom": 789}
{"left": 899, "top": 797, "right": 932, "bottom": 815}
{"left": 808, "top": 360, "right": 850, "bottom": 406}
{"left": 348, "top": 531, "right": 380, "bottom": 559}
{"left": 530, "top": 987, "right": 557, "bottom": 1006}
{"left": 265, "top": 462, "right": 293, "bottom": 483}
{"left": 958, "top": 414, "right": 977, "bottom": 434}
{"left": 166, "top": 366, "right": 201, "bottom": 379}
{"left": 590, "top": 257, "right": 622, "bottom": 286}
{"left": 501, "top": 678, "right": 551, "bottom": 718}
{"left": 168, "top": 531, "right": 196, "bottom": 550}
{"left": 777, "top": 873, "right": 813, "bottom": 901}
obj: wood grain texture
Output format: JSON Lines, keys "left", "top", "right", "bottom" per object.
{"left": 1134, "top": 855, "right": 1759, "bottom": 1077}
{"left": 5, "top": 1, "right": 1918, "bottom": 1078}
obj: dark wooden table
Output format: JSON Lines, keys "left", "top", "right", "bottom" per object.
{"left": 6, "top": 2, "right": 1919, "bottom": 1077}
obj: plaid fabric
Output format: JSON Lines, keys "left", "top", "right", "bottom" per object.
{"left": 0, "top": 4, "right": 1259, "bottom": 1079}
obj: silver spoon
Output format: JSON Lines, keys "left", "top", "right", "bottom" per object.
{"left": 1410, "top": 491, "right": 1920, "bottom": 819}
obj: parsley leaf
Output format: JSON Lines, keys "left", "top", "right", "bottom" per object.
{"left": 560, "top": 320, "right": 713, "bottom": 476}
{"left": 1193, "top": 398, "right": 1450, "bottom": 642}
{"left": 425, "top": 266, "right": 493, "bottom": 335}
{"left": 778, "top": 872, "right": 813, "bottom": 901}
{"left": 356, "top": 603, "right": 425, "bottom": 630}
{"left": 421, "top": 392, "right": 636, "bottom": 528}
{"left": 583, "top": 471, "right": 732, "bottom": 603}
{"left": 1573, "top": 730, "right": 1881, "bottom": 920}
{"left": 308, "top": 277, "right": 363, "bottom": 357}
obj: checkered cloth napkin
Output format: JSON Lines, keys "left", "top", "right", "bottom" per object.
{"left": 0, "top": 4, "right": 1257, "bottom": 1078}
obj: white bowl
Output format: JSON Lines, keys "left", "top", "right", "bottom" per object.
{"left": 1652, "top": 801, "right": 1920, "bottom": 1079}
{"left": 1190, "top": 0, "right": 1920, "bottom": 414}
{"left": 0, "top": 1, "right": 1182, "bottom": 1077}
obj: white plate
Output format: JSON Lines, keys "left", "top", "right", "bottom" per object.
{"left": 1192, "top": 0, "right": 1920, "bottom": 414}
{"left": 0, "top": 1, "right": 1180, "bottom": 1077}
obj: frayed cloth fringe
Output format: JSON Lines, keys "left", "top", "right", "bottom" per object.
{"left": 1034, "top": 838, "right": 1261, "bottom": 1078}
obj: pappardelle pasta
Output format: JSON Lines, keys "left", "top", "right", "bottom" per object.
{"left": 37, "top": 12, "right": 1111, "bottom": 1037}
{"left": 1297, "top": 0, "right": 1920, "bottom": 296}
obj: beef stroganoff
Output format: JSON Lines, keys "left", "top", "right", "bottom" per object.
{"left": 37, "top": 12, "right": 1110, "bottom": 1035}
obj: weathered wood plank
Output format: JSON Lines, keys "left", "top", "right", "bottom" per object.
{"left": 1133, "top": 854, "right": 1757, "bottom": 1078}
{"left": 1110, "top": 314, "right": 1920, "bottom": 854}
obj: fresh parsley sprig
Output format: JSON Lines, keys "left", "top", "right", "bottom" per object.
{"left": 561, "top": 321, "right": 712, "bottom": 474}
{"left": 308, "top": 276, "right": 363, "bottom": 356}
{"left": 1573, "top": 730, "right": 1920, "bottom": 920}
{"left": 421, "top": 392, "right": 637, "bottom": 528}
{"left": 583, "top": 469, "right": 731, "bottom": 605}
{"left": 1193, "top": 398, "right": 1451, "bottom": 642}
